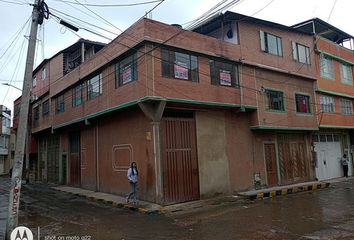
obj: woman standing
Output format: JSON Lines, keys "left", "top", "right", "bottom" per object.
{"left": 126, "top": 162, "right": 138, "bottom": 203}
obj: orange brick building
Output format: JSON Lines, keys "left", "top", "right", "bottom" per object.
{"left": 16, "top": 12, "right": 353, "bottom": 204}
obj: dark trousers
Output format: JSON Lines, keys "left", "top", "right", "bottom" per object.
{"left": 343, "top": 165, "right": 349, "bottom": 177}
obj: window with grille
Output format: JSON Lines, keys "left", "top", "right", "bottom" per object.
{"left": 340, "top": 98, "right": 353, "bottom": 115}
{"left": 265, "top": 89, "right": 285, "bottom": 111}
{"left": 320, "top": 54, "right": 334, "bottom": 79}
{"left": 161, "top": 48, "right": 199, "bottom": 82}
{"left": 320, "top": 95, "right": 335, "bottom": 113}
{"left": 295, "top": 94, "right": 311, "bottom": 113}
{"left": 340, "top": 63, "right": 353, "bottom": 85}
{"left": 87, "top": 73, "right": 102, "bottom": 100}
{"left": 116, "top": 53, "right": 138, "bottom": 87}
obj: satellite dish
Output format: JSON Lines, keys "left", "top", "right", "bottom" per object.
{"left": 226, "top": 28, "right": 233, "bottom": 39}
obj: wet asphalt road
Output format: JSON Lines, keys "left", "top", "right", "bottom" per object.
{"left": 1, "top": 177, "right": 354, "bottom": 240}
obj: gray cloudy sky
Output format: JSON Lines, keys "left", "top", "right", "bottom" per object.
{"left": 0, "top": 0, "right": 353, "bottom": 115}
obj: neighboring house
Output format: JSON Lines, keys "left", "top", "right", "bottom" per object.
{"left": 30, "top": 39, "right": 105, "bottom": 183}
{"left": 0, "top": 105, "right": 11, "bottom": 175}
{"left": 293, "top": 18, "right": 354, "bottom": 180}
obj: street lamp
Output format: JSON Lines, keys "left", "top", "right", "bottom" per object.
{"left": 2, "top": 83, "right": 22, "bottom": 91}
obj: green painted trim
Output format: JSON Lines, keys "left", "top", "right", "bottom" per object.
{"left": 86, "top": 99, "right": 139, "bottom": 120}
{"left": 52, "top": 117, "right": 85, "bottom": 130}
{"left": 320, "top": 125, "right": 354, "bottom": 129}
{"left": 250, "top": 125, "right": 318, "bottom": 131}
{"left": 52, "top": 96, "right": 257, "bottom": 130}
{"left": 317, "top": 89, "right": 354, "bottom": 99}
{"left": 165, "top": 97, "right": 258, "bottom": 109}
{"left": 317, "top": 50, "right": 354, "bottom": 66}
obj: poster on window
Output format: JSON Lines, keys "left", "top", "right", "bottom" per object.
{"left": 174, "top": 62, "right": 188, "bottom": 80}
{"left": 122, "top": 65, "right": 132, "bottom": 84}
{"left": 219, "top": 69, "right": 232, "bottom": 86}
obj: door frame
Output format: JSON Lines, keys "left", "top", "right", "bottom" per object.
{"left": 263, "top": 141, "right": 280, "bottom": 186}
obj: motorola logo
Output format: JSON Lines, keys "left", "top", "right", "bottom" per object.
{"left": 10, "top": 226, "right": 34, "bottom": 240}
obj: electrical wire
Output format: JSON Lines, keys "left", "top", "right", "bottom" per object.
{"left": 0, "top": 0, "right": 27, "bottom": 5}
{"left": 50, "top": 0, "right": 163, "bottom": 7}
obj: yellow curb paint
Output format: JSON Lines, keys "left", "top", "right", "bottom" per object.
{"left": 281, "top": 189, "right": 288, "bottom": 195}
{"left": 312, "top": 184, "right": 317, "bottom": 190}
{"left": 138, "top": 208, "right": 148, "bottom": 214}
{"left": 303, "top": 186, "right": 308, "bottom": 191}
{"left": 159, "top": 208, "right": 167, "bottom": 214}
{"left": 256, "top": 192, "right": 264, "bottom": 199}
{"left": 270, "top": 191, "right": 276, "bottom": 198}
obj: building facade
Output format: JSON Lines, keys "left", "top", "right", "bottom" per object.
{"left": 14, "top": 12, "right": 353, "bottom": 205}
{"left": 0, "top": 105, "right": 11, "bottom": 175}
{"left": 293, "top": 18, "right": 354, "bottom": 180}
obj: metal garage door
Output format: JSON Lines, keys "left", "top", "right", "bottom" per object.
{"left": 314, "top": 134, "right": 342, "bottom": 180}
{"left": 161, "top": 111, "right": 199, "bottom": 204}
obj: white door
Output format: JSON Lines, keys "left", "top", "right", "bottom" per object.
{"left": 314, "top": 134, "right": 342, "bottom": 180}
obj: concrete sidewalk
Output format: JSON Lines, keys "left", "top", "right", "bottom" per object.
{"left": 238, "top": 180, "right": 331, "bottom": 200}
{"left": 52, "top": 186, "right": 166, "bottom": 214}
{"left": 0, "top": 176, "right": 10, "bottom": 240}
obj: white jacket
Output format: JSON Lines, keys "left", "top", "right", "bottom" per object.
{"left": 127, "top": 168, "right": 138, "bottom": 183}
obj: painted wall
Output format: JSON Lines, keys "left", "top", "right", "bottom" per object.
{"left": 95, "top": 108, "right": 156, "bottom": 202}
{"left": 195, "top": 111, "right": 230, "bottom": 198}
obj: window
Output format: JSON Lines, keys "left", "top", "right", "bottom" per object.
{"left": 320, "top": 95, "right": 335, "bottom": 113}
{"left": 87, "top": 73, "right": 102, "bottom": 100}
{"left": 161, "top": 48, "right": 198, "bottom": 82}
{"left": 33, "top": 106, "right": 39, "bottom": 127}
{"left": 116, "top": 53, "right": 138, "bottom": 87}
{"left": 41, "top": 67, "right": 46, "bottom": 80}
{"left": 55, "top": 94, "right": 65, "bottom": 113}
{"left": 0, "top": 135, "right": 9, "bottom": 148}
{"left": 2, "top": 117, "right": 10, "bottom": 128}
{"left": 340, "top": 98, "right": 353, "bottom": 115}
{"left": 32, "top": 77, "right": 37, "bottom": 87}
{"left": 210, "top": 60, "right": 239, "bottom": 87}
{"left": 295, "top": 94, "right": 311, "bottom": 113}
{"left": 265, "top": 89, "right": 285, "bottom": 111}
{"left": 260, "top": 31, "right": 283, "bottom": 56}
{"left": 42, "top": 100, "right": 49, "bottom": 117}
{"left": 292, "top": 42, "right": 310, "bottom": 64}
{"left": 73, "top": 83, "right": 84, "bottom": 107}
{"left": 320, "top": 54, "right": 334, "bottom": 79}
{"left": 340, "top": 63, "right": 353, "bottom": 85}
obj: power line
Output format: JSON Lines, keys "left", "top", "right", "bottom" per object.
{"left": 327, "top": 0, "right": 338, "bottom": 22}
{"left": 50, "top": 0, "right": 163, "bottom": 7}
{"left": 0, "top": 0, "right": 27, "bottom": 5}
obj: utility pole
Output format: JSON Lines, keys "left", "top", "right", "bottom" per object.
{"left": 6, "top": 0, "right": 44, "bottom": 238}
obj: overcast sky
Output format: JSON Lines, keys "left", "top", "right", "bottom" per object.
{"left": 0, "top": 0, "right": 353, "bottom": 115}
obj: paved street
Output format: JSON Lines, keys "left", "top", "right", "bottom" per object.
{"left": 0, "top": 176, "right": 10, "bottom": 240}
{"left": 1, "top": 176, "right": 354, "bottom": 240}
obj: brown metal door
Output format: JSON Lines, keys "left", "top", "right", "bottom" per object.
{"left": 162, "top": 113, "right": 199, "bottom": 204}
{"left": 278, "top": 134, "right": 310, "bottom": 185}
{"left": 69, "top": 132, "right": 81, "bottom": 186}
{"left": 264, "top": 143, "right": 278, "bottom": 186}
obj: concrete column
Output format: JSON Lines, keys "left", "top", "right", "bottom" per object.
{"left": 138, "top": 101, "right": 166, "bottom": 204}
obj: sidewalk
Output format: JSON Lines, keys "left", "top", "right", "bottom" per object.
{"left": 0, "top": 176, "right": 10, "bottom": 240}
{"left": 238, "top": 180, "right": 331, "bottom": 200}
{"left": 52, "top": 186, "right": 166, "bottom": 214}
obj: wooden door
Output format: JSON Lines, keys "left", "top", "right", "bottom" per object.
{"left": 161, "top": 112, "right": 199, "bottom": 204}
{"left": 264, "top": 143, "right": 278, "bottom": 186}
{"left": 69, "top": 132, "right": 81, "bottom": 186}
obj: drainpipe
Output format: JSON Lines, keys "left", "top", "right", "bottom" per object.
{"left": 81, "top": 41, "right": 85, "bottom": 64}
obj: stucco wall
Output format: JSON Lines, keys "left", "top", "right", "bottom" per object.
{"left": 196, "top": 111, "right": 230, "bottom": 197}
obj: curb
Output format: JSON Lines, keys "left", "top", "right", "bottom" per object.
{"left": 52, "top": 188, "right": 166, "bottom": 215}
{"left": 251, "top": 182, "right": 330, "bottom": 200}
